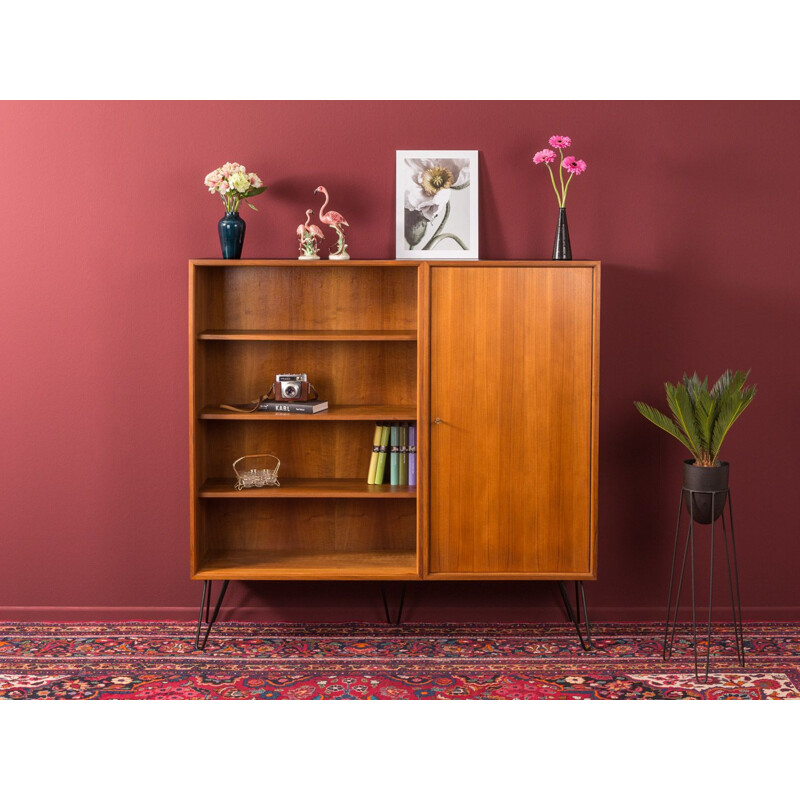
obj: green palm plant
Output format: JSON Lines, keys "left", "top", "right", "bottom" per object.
{"left": 634, "top": 370, "right": 756, "bottom": 467}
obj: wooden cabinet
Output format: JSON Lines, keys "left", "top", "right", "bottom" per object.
{"left": 189, "top": 259, "right": 599, "bottom": 589}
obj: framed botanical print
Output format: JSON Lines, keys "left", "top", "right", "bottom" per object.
{"left": 396, "top": 150, "right": 479, "bottom": 259}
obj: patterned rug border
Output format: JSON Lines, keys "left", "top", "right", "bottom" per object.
{"left": 1, "top": 621, "right": 798, "bottom": 700}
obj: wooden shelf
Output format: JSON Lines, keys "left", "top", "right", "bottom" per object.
{"left": 199, "top": 405, "right": 416, "bottom": 421}
{"left": 200, "top": 478, "right": 416, "bottom": 499}
{"left": 192, "top": 259, "right": 421, "bottom": 268}
{"left": 194, "top": 549, "right": 418, "bottom": 580}
{"left": 198, "top": 329, "right": 417, "bottom": 341}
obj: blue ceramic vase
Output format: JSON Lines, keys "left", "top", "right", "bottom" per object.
{"left": 552, "top": 207, "right": 572, "bottom": 260}
{"left": 218, "top": 211, "right": 245, "bottom": 259}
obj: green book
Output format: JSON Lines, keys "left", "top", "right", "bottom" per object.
{"left": 367, "top": 424, "right": 383, "bottom": 484}
{"left": 399, "top": 423, "right": 408, "bottom": 486}
{"left": 374, "top": 424, "right": 391, "bottom": 484}
{"left": 389, "top": 424, "right": 400, "bottom": 486}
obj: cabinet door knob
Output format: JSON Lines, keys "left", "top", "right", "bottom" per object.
{"left": 434, "top": 417, "right": 443, "bottom": 425}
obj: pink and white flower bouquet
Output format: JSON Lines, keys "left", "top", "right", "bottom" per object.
{"left": 532, "top": 135, "right": 587, "bottom": 208}
{"left": 204, "top": 162, "right": 266, "bottom": 213}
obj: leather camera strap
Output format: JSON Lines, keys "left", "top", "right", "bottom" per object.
{"left": 220, "top": 384, "right": 318, "bottom": 413}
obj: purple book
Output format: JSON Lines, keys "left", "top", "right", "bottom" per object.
{"left": 408, "top": 425, "right": 416, "bottom": 486}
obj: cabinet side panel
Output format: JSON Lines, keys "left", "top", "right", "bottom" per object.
{"left": 417, "top": 262, "right": 430, "bottom": 578}
{"left": 189, "top": 263, "right": 200, "bottom": 576}
{"left": 430, "top": 266, "right": 593, "bottom": 575}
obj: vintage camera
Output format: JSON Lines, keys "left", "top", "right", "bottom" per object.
{"left": 273, "top": 373, "right": 312, "bottom": 402}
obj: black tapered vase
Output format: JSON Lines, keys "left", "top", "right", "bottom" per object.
{"left": 682, "top": 460, "right": 729, "bottom": 524}
{"left": 552, "top": 207, "right": 572, "bottom": 260}
{"left": 218, "top": 211, "right": 246, "bottom": 259}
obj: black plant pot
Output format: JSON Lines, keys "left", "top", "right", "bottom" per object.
{"left": 682, "top": 460, "right": 729, "bottom": 524}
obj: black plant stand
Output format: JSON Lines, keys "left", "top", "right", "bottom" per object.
{"left": 663, "top": 488, "right": 745, "bottom": 681}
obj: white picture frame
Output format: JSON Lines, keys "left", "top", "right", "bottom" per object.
{"left": 395, "top": 150, "right": 479, "bottom": 259}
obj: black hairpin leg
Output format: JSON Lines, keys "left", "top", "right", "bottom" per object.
{"left": 664, "top": 488, "right": 689, "bottom": 660}
{"left": 195, "top": 580, "right": 230, "bottom": 650}
{"left": 664, "top": 488, "right": 743, "bottom": 681}
{"left": 558, "top": 580, "right": 593, "bottom": 651}
{"left": 379, "top": 582, "right": 407, "bottom": 626}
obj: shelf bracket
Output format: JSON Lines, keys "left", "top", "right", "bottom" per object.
{"left": 195, "top": 580, "right": 230, "bottom": 650}
{"left": 380, "top": 582, "right": 407, "bottom": 626}
{"left": 558, "top": 580, "right": 593, "bottom": 651}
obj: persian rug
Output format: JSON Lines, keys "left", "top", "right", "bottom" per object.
{"left": 0, "top": 621, "right": 798, "bottom": 700}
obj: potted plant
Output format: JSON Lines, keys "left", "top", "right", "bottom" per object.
{"left": 634, "top": 370, "right": 756, "bottom": 523}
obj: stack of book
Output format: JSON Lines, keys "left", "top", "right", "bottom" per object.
{"left": 367, "top": 423, "right": 416, "bottom": 486}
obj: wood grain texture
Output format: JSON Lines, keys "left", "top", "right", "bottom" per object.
{"left": 417, "top": 261, "right": 431, "bottom": 578}
{"left": 202, "top": 420, "right": 383, "bottom": 480}
{"left": 190, "top": 260, "right": 422, "bottom": 581}
{"left": 196, "top": 498, "right": 417, "bottom": 579}
{"left": 199, "top": 340, "right": 417, "bottom": 408}
{"left": 193, "top": 263, "right": 417, "bottom": 332}
{"left": 199, "top": 478, "right": 416, "bottom": 498}
{"left": 193, "top": 549, "right": 418, "bottom": 580}
{"left": 590, "top": 264, "right": 601, "bottom": 577}
{"left": 191, "top": 260, "right": 420, "bottom": 268}
{"left": 190, "top": 260, "right": 599, "bottom": 585}
{"left": 429, "top": 265, "right": 596, "bottom": 576}
{"left": 199, "top": 405, "right": 416, "bottom": 421}
{"left": 189, "top": 262, "right": 208, "bottom": 576}
{"left": 198, "top": 329, "right": 417, "bottom": 341}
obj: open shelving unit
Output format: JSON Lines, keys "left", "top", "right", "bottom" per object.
{"left": 189, "top": 260, "right": 427, "bottom": 582}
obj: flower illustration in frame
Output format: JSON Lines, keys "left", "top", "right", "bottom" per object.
{"left": 396, "top": 150, "right": 479, "bottom": 259}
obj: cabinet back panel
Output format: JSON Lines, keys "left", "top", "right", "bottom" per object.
{"left": 201, "top": 420, "right": 377, "bottom": 480}
{"left": 430, "top": 267, "right": 594, "bottom": 575}
{"left": 196, "top": 265, "right": 418, "bottom": 331}
{"left": 199, "top": 340, "right": 416, "bottom": 408}
{"left": 201, "top": 499, "right": 417, "bottom": 553}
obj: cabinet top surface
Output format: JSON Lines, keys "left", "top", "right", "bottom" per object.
{"left": 190, "top": 259, "right": 601, "bottom": 268}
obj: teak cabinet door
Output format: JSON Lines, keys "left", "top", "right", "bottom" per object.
{"left": 429, "top": 266, "right": 597, "bottom": 577}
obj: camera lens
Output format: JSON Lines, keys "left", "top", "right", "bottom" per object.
{"left": 284, "top": 384, "right": 298, "bottom": 398}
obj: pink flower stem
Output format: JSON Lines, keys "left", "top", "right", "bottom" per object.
{"left": 545, "top": 163, "right": 563, "bottom": 206}
{"left": 562, "top": 173, "right": 575, "bottom": 207}
{"left": 558, "top": 148, "right": 566, "bottom": 208}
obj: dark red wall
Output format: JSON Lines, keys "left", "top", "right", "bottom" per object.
{"left": 2, "top": 101, "right": 798, "bottom": 621}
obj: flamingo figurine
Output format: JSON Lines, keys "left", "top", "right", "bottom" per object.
{"left": 297, "top": 208, "right": 324, "bottom": 260}
{"left": 314, "top": 185, "right": 349, "bottom": 260}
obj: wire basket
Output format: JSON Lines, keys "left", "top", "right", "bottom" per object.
{"left": 233, "top": 453, "right": 281, "bottom": 490}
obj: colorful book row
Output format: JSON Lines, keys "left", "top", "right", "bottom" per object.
{"left": 367, "top": 423, "right": 416, "bottom": 486}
